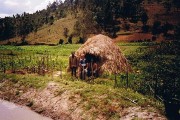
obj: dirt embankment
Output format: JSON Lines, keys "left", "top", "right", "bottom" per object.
{"left": 0, "top": 80, "right": 83, "bottom": 120}
{"left": 0, "top": 77, "right": 167, "bottom": 120}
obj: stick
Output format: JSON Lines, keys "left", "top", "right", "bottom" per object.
{"left": 121, "top": 96, "right": 138, "bottom": 104}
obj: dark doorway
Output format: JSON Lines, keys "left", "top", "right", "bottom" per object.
{"left": 85, "top": 53, "right": 100, "bottom": 63}
{"left": 85, "top": 53, "right": 101, "bottom": 78}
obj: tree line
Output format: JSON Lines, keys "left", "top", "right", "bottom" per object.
{"left": 0, "top": 0, "right": 66, "bottom": 41}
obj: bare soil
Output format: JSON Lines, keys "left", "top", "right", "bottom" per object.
{"left": 114, "top": 33, "right": 153, "bottom": 42}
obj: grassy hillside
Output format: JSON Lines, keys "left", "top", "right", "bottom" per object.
{"left": 0, "top": 15, "right": 77, "bottom": 45}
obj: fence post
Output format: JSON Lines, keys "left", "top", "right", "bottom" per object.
{"left": 126, "top": 70, "right": 129, "bottom": 88}
{"left": 3, "top": 64, "right": 6, "bottom": 73}
{"left": 114, "top": 73, "right": 117, "bottom": 88}
{"left": 154, "top": 74, "right": 158, "bottom": 98}
{"left": 126, "top": 61, "right": 129, "bottom": 88}
{"left": 60, "top": 64, "right": 62, "bottom": 79}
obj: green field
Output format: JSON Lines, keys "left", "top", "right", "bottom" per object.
{"left": 0, "top": 44, "right": 81, "bottom": 72}
{"left": 0, "top": 42, "right": 159, "bottom": 97}
{"left": 0, "top": 41, "right": 179, "bottom": 119}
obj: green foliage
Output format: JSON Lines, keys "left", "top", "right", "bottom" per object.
{"left": 152, "top": 21, "right": 162, "bottom": 35}
{"left": 126, "top": 41, "right": 180, "bottom": 102}
{"left": 0, "top": 73, "right": 50, "bottom": 89}
{"left": 0, "top": 44, "right": 81, "bottom": 72}
{"left": 0, "top": 43, "right": 168, "bottom": 118}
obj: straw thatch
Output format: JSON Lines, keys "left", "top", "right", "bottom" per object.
{"left": 75, "top": 34, "right": 132, "bottom": 74}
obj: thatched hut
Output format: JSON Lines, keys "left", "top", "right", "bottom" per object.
{"left": 75, "top": 34, "right": 132, "bottom": 74}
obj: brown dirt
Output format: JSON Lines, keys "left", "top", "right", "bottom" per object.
{"left": 113, "top": 32, "right": 166, "bottom": 43}
{"left": 20, "top": 82, "right": 84, "bottom": 120}
{"left": 120, "top": 107, "right": 166, "bottom": 120}
{"left": 114, "top": 33, "right": 153, "bottom": 42}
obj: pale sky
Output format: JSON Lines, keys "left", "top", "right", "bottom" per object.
{"left": 0, "top": 0, "right": 64, "bottom": 18}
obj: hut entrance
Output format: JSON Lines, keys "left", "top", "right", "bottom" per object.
{"left": 85, "top": 53, "right": 101, "bottom": 78}
{"left": 85, "top": 53, "right": 100, "bottom": 63}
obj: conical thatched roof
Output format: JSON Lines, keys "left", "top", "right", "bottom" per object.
{"left": 75, "top": 34, "right": 132, "bottom": 74}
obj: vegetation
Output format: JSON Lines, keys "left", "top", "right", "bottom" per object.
{"left": 0, "top": 39, "right": 179, "bottom": 118}
{"left": 0, "top": 0, "right": 152, "bottom": 41}
{"left": 0, "top": 44, "right": 81, "bottom": 73}
{"left": 0, "top": 0, "right": 179, "bottom": 119}
{"left": 0, "top": 70, "right": 164, "bottom": 119}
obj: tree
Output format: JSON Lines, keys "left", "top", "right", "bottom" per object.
{"left": 68, "top": 34, "right": 73, "bottom": 44}
{"left": 162, "top": 22, "right": 174, "bottom": 36}
{"left": 49, "top": 16, "right": 54, "bottom": 25}
{"left": 152, "top": 21, "right": 161, "bottom": 35}
{"left": 163, "top": 1, "right": 172, "bottom": 13}
{"left": 141, "top": 12, "right": 148, "bottom": 25}
{"left": 173, "top": 0, "right": 180, "bottom": 11}
{"left": 0, "top": 17, "right": 15, "bottom": 40}
{"left": 63, "top": 27, "right": 69, "bottom": 38}
{"left": 142, "top": 25, "right": 150, "bottom": 33}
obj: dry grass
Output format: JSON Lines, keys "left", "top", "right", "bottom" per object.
{"left": 75, "top": 34, "right": 132, "bottom": 74}
{"left": 28, "top": 16, "right": 77, "bottom": 44}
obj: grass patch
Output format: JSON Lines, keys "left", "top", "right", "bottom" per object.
{"left": 53, "top": 75, "right": 164, "bottom": 117}
{"left": 116, "top": 31, "right": 135, "bottom": 35}
{"left": 0, "top": 73, "right": 50, "bottom": 89}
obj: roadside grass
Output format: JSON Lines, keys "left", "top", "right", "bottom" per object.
{"left": 0, "top": 72, "right": 164, "bottom": 119}
{"left": 0, "top": 73, "right": 50, "bottom": 89}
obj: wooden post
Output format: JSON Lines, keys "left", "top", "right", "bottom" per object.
{"left": 126, "top": 70, "right": 129, "bottom": 88}
{"left": 60, "top": 64, "right": 62, "bottom": 79}
{"left": 3, "top": 63, "right": 6, "bottom": 73}
{"left": 11, "top": 56, "right": 15, "bottom": 73}
{"left": 0, "top": 57, "right": 2, "bottom": 73}
{"left": 47, "top": 55, "right": 49, "bottom": 72}
{"left": 154, "top": 74, "right": 158, "bottom": 98}
{"left": 52, "top": 60, "right": 55, "bottom": 80}
{"left": 126, "top": 61, "right": 129, "bottom": 88}
{"left": 114, "top": 73, "right": 117, "bottom": 88}
{"left": 42, "top": 57, "right": 45, "bottom": 76}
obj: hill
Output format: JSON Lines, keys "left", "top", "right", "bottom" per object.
{"left": 0, "top": 0, "right": 179, "bottom": 44}
{"left": 0, "top": 16, "right": 77, "bottom": 45}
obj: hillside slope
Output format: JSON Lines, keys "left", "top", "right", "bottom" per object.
{"left": 0, "top": 16, "right": 77, "bottom": 45}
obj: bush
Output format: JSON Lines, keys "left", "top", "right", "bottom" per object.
{"left": 68, "top": 34, "right": 73, "bottom": 44}
{"left": 77, "top": 37, "right": 85, "bottom": 44}
{"left": 152, "top": 21, "right": 162, "bottom": 35}
{"left": 142, "top": 25, "right": 150, "bottom": 33}
{"left": 59, "top": 39, "right": 64, "bottom": 44}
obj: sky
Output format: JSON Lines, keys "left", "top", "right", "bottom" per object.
{"left": 0, "top": 0, "right": 64, "bottom": 18}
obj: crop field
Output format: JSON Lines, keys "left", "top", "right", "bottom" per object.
{"left": 0, "top": 44, "right": 81, "bottom": 74}
{"left": 0, "top": 42, "right": 155, "bottom": 91}
{"left": 0, "top": 42, "right": 178, "bottom": 99}
{"left": 0, "top": 43, "right": 145, "bottom": 73}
